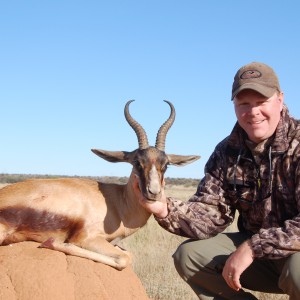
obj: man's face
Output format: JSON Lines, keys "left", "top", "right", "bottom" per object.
{"left": 233, "top": 89, "right": 284, "bottom": 143}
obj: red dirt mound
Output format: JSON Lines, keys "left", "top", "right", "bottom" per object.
{"left": 0, "top": 241, "right": 150, "bottom": 300}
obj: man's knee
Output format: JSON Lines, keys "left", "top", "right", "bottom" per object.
{"left": 279, "top": 253, "right": 300, "bottom": 298}
{"left": 173, "top": 239, "right": 215, "bottom": 281}
{"left": 173, "top": 240, "right": 194, "bottom": 281}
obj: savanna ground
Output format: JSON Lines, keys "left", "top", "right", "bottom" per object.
{"left": 0, "top": 175, "right": 289, "bottom": 300}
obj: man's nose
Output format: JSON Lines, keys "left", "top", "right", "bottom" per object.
{"left": 247, "top": 105, "right": 260, "bottom": 115}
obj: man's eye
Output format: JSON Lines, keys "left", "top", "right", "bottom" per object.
{"left": 257, "top": 101, "right": 266, "bottom": 105}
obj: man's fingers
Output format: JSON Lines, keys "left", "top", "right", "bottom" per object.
{"left": 231, "top": 276, "right": 241, "bottom": 291}
{"left": 226, "top": 278, "right": 239, "bottom": 291}
{"left": 222, "top": 271, "right": 241, "bottom": 291}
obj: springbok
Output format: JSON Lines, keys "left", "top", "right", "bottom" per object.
{"left": 0, "top": 100, "right": 200, "bottom": 270}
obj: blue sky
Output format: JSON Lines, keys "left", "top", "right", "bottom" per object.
{"left": 1, "top": 1, "right": 300, "bottom": 179}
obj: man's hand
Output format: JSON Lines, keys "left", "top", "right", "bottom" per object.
{"left": 222, "top": 240, "right": 254, "bottom": 291}
{"left": 131, "top": 175, "right": 169, "bottom": 218}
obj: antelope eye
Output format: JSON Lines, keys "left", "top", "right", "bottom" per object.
{"left": 134, "top": 160, "right": 143, "bottom": 170}
{"left": 161, "top": 163, "right": 168, "bottom": 173}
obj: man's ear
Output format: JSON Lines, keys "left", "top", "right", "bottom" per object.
{"left": 279, "top": 92, "right": 284, "bottom": 111}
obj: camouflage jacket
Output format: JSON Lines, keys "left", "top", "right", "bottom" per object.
{"left": 156, "top": 105, "right": 300, "bottom": 259}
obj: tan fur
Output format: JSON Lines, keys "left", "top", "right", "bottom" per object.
{"left": 0, "top": 176, "right": 150, "bottom": 270}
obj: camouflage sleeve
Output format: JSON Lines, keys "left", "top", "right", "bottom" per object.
{"left": 155, "top": 144, "right": 235, "bottom": 239}
{"left": 250, "top": 153, "right": 300, "bottom": 259}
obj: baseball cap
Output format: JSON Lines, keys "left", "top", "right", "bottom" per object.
{"left": 231, "top": 62, "right": 281, "bottom": 100}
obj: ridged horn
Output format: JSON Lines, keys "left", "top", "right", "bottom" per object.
{"left": 155, "top": 100, "right": 176, "bottom": 151}
{"left": 124, "top": 100, "right": 149, "bottom": 150}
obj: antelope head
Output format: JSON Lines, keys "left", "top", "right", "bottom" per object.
{"left": 92, "top": 100, "right": 200, "bottom": 201}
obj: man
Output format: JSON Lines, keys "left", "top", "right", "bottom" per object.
{"left": 133, "top": 62, "right": 300, "bottom": 299}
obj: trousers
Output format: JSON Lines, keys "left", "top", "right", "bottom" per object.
{"left": 173, "top": 232, "right": 300, "bottom": 300}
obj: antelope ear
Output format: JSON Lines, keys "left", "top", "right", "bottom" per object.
{"left": 167, "top": 154, "right": 200, "bottom": 166}
{"left": 91, "top": 149, "right": 132, "bottom": 163}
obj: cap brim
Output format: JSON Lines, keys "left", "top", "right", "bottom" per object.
{"left": 231, "top": 83, "right": 277, "bottom": 100}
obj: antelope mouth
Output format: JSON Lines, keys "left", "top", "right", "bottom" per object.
{"left": 135, "top": 175, "right": 160, "bottom": 202}
{"left": 144, "top": 192, "right": 162, "bottom": 202}
{"left": 144, "top": 197, "right": 157, "bottom": 203}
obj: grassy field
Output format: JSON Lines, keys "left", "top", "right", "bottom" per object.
{"left": 0, "top": 180, "right": 289, "bottom": 300}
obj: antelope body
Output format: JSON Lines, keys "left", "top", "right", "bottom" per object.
{"left": 0, "top": 100, "right": 200, "bottom": 270}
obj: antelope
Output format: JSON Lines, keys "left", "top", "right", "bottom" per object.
{"left": 0, "top": 100, "right": 200, "bottom": 270}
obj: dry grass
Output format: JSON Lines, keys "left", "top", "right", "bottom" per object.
{"left": 120, "top": 184, "right": 289, "bottom": 300}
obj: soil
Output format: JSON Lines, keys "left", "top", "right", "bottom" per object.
{"left": 0, "top": 241, "right": 150, "bottom": 300}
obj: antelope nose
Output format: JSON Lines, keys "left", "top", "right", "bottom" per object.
{"left": 148, "top": 165, "right": 161, "bottom": 195}
{"left": 148, "top": 183, "right": 161, "bottom": 195}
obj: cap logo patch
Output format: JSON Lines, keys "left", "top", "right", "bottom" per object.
{"left": 240, "top": 70, "right": 262, "bottom": 79}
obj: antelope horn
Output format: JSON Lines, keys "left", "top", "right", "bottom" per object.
{"left": 155, "top": 100, "right": 176, "bottom": 151}
{"left": 124, "top": 100, "right": 149, "bottom": 150}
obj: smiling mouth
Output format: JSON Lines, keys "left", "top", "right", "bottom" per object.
{"left": 249, "top": 120, "right": 265, "bottom": 125}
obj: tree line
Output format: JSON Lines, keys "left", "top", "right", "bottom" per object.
{"left": 0, "top": 173, "right": 199, "bottom": 187}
